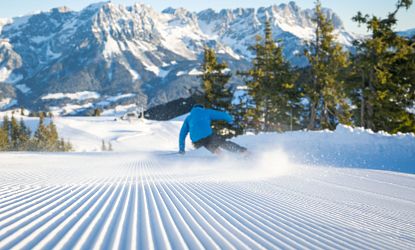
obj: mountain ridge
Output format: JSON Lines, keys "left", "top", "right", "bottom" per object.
{"left": 0, "top": 1, "right": 358, "bottom": 114}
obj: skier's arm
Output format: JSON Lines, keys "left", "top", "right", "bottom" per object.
{"left": 179, "top": 118, "right": 189, "bottom": 152}
{"left": 208, "top": 109, "right": 234, "bottom": 124}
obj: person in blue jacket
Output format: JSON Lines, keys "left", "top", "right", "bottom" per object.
{"left": 179, "top": 104, "right": 247, "bottom": 154}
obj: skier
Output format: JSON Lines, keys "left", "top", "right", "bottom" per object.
{"left": 179, "top": 104, "right": 247, "bottom": 155}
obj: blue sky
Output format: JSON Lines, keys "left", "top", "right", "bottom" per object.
{"left": 0, "top": 1, "right": 414, "bottom": 34}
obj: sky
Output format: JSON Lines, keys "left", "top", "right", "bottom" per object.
{"left": 0, "top": 0, "right": 414, "bottom": 34}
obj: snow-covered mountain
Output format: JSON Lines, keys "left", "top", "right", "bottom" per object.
{"left": 0, "top": 1, "right": 357, "bottom": 114}
{"left": 398, "top": 28, "right": 415, "bottom": 38}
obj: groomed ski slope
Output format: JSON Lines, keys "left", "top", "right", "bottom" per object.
{"left": 0, "top": 115, "right": 415, "bottom": 249}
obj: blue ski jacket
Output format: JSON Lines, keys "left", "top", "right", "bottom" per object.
{"left": 179, "top": 107, "right": 233, "bottom": 152}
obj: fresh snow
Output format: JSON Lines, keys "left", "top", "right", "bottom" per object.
{"left": 41, "top": 91, "right": 100, "bottom": 101}
{"left": 0, "top": 115, "right": 414, "bottom": 249}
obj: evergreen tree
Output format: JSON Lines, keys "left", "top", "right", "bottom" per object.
{"left": 33, "top": 114, "right": 49, "bottom": 151}
{"left": 58, "top": 138, "right": 73, "bottom": 152}
{"left": 201, "top": 46, "right": 234, "bottom": 136}
{"left": 241, "top": 20, "right": 300, "bottom": 132}
{"left": 18, "top": 119, "right": 31, "bottom": 151}
{"left": 108, "top": 141, "right": 113, "bottom": 151}
{"left": 0, "top": 120, "right": 8, "bottom": 151}
{"left": 305, "top": 0, "right": 351, "bottom": 130}
{"left": 101, "top": 140, "right": 107, "bottom": 151}
{"left": 47, "top": 121, "right": 60, "bottom": 151}
{"left": 10, "top": 116, "right": 20, "bottom": 150}
{"left": 1, "top": 115, "right": 10, "bottom": 150}
{"left": 0, "top": 113, "right": 72, "bottom": 152}
{"left": 93, "top": 108, "right": 102, "bottom": 117}
{"left": 64, "top": 139, "right": 73, "bottom": 152}
{"left": 351, "top": 0, "right": 415, "bottom": 133}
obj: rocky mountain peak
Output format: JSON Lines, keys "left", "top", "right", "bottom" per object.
{"left": 0, "top": 1, "right": 358, "bottom": 114}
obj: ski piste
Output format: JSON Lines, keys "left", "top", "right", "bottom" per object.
{"left": 0, "top": 114, "right": 414, "bottom": 249}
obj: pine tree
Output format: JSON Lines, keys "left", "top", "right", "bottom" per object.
{"left": 10, "top": 116, "right": 21, "bottom": 150}
{"left": 305, "top": 0, "right": 351, "bottom": 130}
{"left": 241, "top": 20, "right": 300, "bottom": 132}
{"left": 0, "top": 122, "right": 8, "bottom": 151}
{"left": 47, "top": 121, "right": 59, "bottom": 151}
{"left": 201, "top": 46, "right": 234, "bottom": 136}
{"left": 64, "top": 139, "right": 73, "bottom": 152}
{"left": 18, "top": 119, "right": 31, "bottom": 151}
{"left": 1, "top": 115, "right": 10, "bottom": 150}
{"left": 351, "top": 0, "right": 415, "bottom": 133}
{"left": 93, "top": 109, "right": 102, "bottom": 117}
{"left": 33, "top": 114, "right": 49, "bottom": 151}
{"left": 101, "top": 140, "right": 107, "bottom": 151}
{"left": 108, "top": 141, "right": 113, "bottom": 151}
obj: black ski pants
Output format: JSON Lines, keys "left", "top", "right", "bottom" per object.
{"left": 193, "top": 134, "right": 247, "bottom": 154}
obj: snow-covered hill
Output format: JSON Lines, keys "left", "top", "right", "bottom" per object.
{"left": 0, "top": 114, "right": 414, "bottom": 249}
{"left": 0, "top": 1, "right": 357, "bottom": 114}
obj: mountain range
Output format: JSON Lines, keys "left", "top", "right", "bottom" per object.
{"left": 0, "top": 1, "right": 358, "bottom": 114}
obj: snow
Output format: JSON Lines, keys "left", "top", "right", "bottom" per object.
{"left": 103, "top": 35, "right": 122, "bottom": 58}
{"left": 0, "top": 68, "right": 12, "bottom": 82}
{"left": 127, "top": 68, "right": 140, "bottom": 81}
{"left": 15, "top": 84, "right": 31, "bottom": 94}
{"left": 188, "top": 68, "right": 203, "bottom": 76}
{"left": 0, "top": 18, "right": 12, "bottom": 33}
{"left": 0, "top": 98, "right": 18, "bottom": 109}
{"left": 0, "top": 116, "right": 414, "bottom": 249}
{"left": 46, "top": 45, "right": 62, "bottom": 60}
{"left": 106, "top": 93, "right": 136, "bottom": 103}
{"left": 31, "top": 35, "right": 54, "bottom": 44}
{"left": 49, "top": 103, "right": 94, "bottom": 116}
{"left": 0, "top": 67, "right": 23, "bottom": 84}
{"left": 145, "top": 65, "right": 169, "bottom": 78}
{"left": 96, "top": 93, "right": 137, "bottom": 108}
{"left": 232, "top": 88, "right": 248, "bottom": 105}
{"left": 101, "top": 103, "right": 138, "bottom": 117}
{"left": 41, "top": 91, "right": 100, "bottom": 101}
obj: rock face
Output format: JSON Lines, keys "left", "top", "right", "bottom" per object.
{"left": 0, "top": 1, "right": 357, "bottom": 114}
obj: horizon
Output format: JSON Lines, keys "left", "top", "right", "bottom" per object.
{"left": 0, "top": 1, "right": 414, "bottom": 34}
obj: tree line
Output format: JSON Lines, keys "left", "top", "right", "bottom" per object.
{"left": 0, "top": 113, "right": 72, "bottom": 152}
{"left": 200, "top": 0, "right": 415, "bottom": 136}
